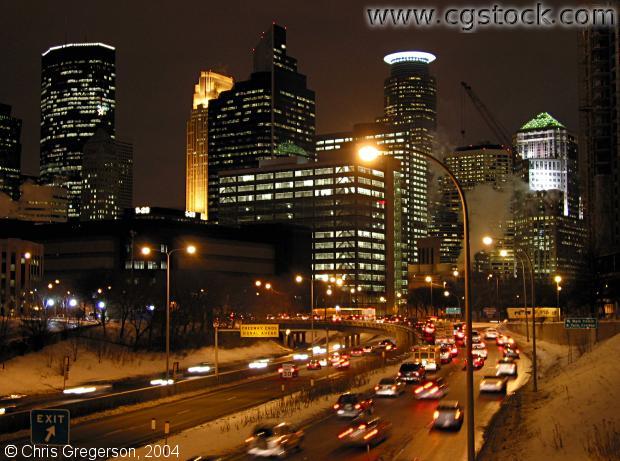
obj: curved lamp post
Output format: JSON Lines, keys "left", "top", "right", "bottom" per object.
{"left": 358, "top": 145, "right": 475, "bottom": 461}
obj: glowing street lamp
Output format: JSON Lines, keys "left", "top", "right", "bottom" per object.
{"left": 554, "top": 275, "right": 562, "bottom": 310}
{"left": 265, "top": 282, "right": 272, "bottom": 290}
{"left": 24, "top": 252, "right": 32, "bottom": 260}
{"left": 255, "top": 280, "right": 262, "bottom": 287}
{"left": 142, "top": 243, "right": 198, "bottom": 381}
{"left": 68, "top": 298, "right": 78, "bottom": 308}
{"left": 358, "top": 145, "right": 380, "bottom": 162}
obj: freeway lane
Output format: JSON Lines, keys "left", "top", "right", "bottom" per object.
{"left": 5, "top": 340, "right": 399, "bottom": 460}
{"left": 229, "top": 330, "right": 530, "bottom": 461}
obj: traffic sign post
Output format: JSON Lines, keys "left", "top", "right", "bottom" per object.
{"left": 564, "top": 318, "right": 598, "bottom": 329}
{"left": 31, "top": 409, "right": 70, "bottom": 445}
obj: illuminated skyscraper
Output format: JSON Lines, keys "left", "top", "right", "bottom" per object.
{"left": 207, "top": 24, "right": 315, "bottom": 222}
{"left": 185, "top": 71, "right": 233, "bottom": 217}
{"left": 316, "top": 51, "right": 437, "bottom": 264}
{"left": 0, "top": 104, "right": 21, "bottom": 200}
{"left": 515, "top": 112, "right": 578, "bottom": 217}
{"left": 40, "top": 43, "right": 115, "bottom": 218}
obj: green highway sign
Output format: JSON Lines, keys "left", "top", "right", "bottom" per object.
{"left": 31, "top": 409, "right": 70, "bottom": 445}
{"left": 564, "top": 318, "right": 598, "bottom": 329}
{"left": 445, "top": 307, "right": 461, "bottom": 315}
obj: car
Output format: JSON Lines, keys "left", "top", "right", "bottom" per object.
{"left": 462, "top": 356, "right": 485, "bottom": 370}
{"left": 496, "top": 358, "right": 518, "bottom": 377}
{"left": 350, "top": 347, "right": 364, "bottom": 357}
{"left": 503, "top": 347, "right": 520, "bottom": 359}
{"left": 334, "top": 358, "right": 350, "bottom": 369}
{"left": 432, "top": 401, "right": 463, "bottom": 430}
{"left": 450, "top": 344, "right": 459, "bottom": 357}
{"left": 337, "top": 417, "right": 392, "bottom": 446}
{"left": 329, "top": 352, "right": 342, "bottom": 364}
{"left": 187, "top": 362, "right": 215, "bottom": 374}
{"left": 278, "top": 363, "right": 299, "bottom": 378}
{"left": 479, "top": 375, "right": 508, "bottom": 393}
{"left": 374, "top": 378, "right": 405, "bottom": 397}
{"left": 245, "top": 422, "right": 304, "bottom": 458}
{"left": 379, "top": 339, "right": 397, "bottom": 350}
{"left": 439, "top": 346, "right": 452, "bottom": 363}
{"left": 362, "top": 345, "right": 373, "bottom": 354}
{"left": 413, "top": 378, "right": 449, "bottom": 399}
{"left": 398, "top": 362, "right": 426, "bottom": 383}
{"left": 484, "top": 328, "right": 498, "bottom": 340}
{"left": 472, "top": 343, "right": 488, "bottom": 359}
{"left": 334, "top": 393, "right": 374, "bottom": 418}
{"left": 470, "top": 330, "right": 482, "bottom": 344}
{"left": 306, "top": 359, "right": 322, "bottom": 370}
{"left": 248, "top": 359, "right": 270, "bottom": 369}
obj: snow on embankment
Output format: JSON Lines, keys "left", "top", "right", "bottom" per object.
{"left": 0, "top": 340, "right": 289, "bottom": 396}
{"left": 486, "top": 333, "right": 620, "bottom": 461}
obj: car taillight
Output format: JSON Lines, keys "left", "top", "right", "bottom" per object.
{"left": 397, "top": 372, "right": 401, "bottom": 376}
{"left": 338, "top": 428, "right": 353, "bottom": 439}
{"left": 433, "top": 410, "right": 439, "bottom": 419}
{"left": 245, "top": 436, "right": 255, "bottom": 443}
{"left": 333, "top": 404, "right": 340, "bottom": 410}
{"left": 455, "top": 409, "right": 461, "bottom": 419}
{"left": 358, "top": 424, "right": 366, "bottom": 430}
{"left": 278, "top": 368, "right": 283, "bottom": 373}
{"left": 354, "top": 404, "right": 361, "bottom": 409}
{"left": 414, "top": 386, "right": 424, "bottom": 394}
{"left": 363, "top": 429, "right": 378, "bottom": 440}
{"left": 392, "top": 385, "right": 397, "bottom": 390}
{"left": 430, "top": 386, "right": 439, "bottom": 393}
{"left": 375, "top": 386, "right": 379, "bottom": 391}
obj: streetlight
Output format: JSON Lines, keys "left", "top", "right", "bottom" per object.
{"left": 142, "top": 244, "right": 197, "bottom": 381}
{"left": 425, "top": 275, "right": 433, "bottom": 314}
{"left": 554, "top": 275, "right": 562, "bottom": 311}
{"left": 24, "top": 252, "right": 31, "bottom": 260}
{"left": 295, "top": 274, "right": 315, "bottom": 354}
{"left": 360, "top": 145, "right": 475, "bottom": 460}
{"left": 255, "top": 280, "right": 262, "bottom": 287}
{"left": 265, "top": 282, "right": 272, "bottom": 290}
{"left": 484, "top": 236, "right": 537, "bottom": 391}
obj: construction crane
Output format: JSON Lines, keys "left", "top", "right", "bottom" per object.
{"left": 460, "top": 81, "right": 513, "bottom": 148}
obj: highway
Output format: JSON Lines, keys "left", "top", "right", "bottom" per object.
{"left": 3, "top": 337, "right": 400, "bottom": 460}
{"left": 227, "top": 327, "right": 530, "bottom": 461}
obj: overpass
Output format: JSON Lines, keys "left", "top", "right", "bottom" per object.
{"left": 262, "top": 320, "right": 416, "bottom": 349}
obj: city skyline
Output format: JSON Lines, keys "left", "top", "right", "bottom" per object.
{"left": 0, "top": 1, "right": 579, "bottom": 209}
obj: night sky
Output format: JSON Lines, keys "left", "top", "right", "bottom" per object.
{"left": 0, "top": 0, "right": 579, "bottom": 208}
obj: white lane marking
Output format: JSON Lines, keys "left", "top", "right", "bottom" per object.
{"left": 177, "top": 409, "right": 190, "bottom": 415}
{"left": 103, "top": 428, "right": 123, "bottom": 436}
{"left": 226, "top": 396, "right": 237, "bottom": 401}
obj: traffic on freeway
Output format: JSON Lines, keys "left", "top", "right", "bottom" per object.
{"left": 224, "top": 322, "right": 529, "bottom": 461}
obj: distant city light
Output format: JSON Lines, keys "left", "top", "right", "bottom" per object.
{"left": 69, "top": 298, "right": 78, "bottom": 307}
{"left": 383, "top": 51, "right": 436, "bottom": 65}
{"left": 97, "top": 301, "right": 106, "bottom": 309}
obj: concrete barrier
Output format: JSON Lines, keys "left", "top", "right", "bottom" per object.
{"left": 505, "top": 320, "right": 620, "bottom": 345}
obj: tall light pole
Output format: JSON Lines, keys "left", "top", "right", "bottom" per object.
{"left": 484, "top": 237, "right": 537, "bottom": 392}
{"left": 295, "top": 274, "right": 315, "bottom": 354}
{"left": 554, "top": 275, "right": 562, "bottom": 311}
{"left": 359, "top": 145, "right": 475, "bottom": 461}
{"left": 425, "top": 275, "right": 433, "bottom": 315}
{"left": 142, "top": 244, "right": 197, "bottom": 381}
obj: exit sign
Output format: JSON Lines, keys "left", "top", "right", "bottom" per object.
{"left": 564, "top": 318, "right": 598, "bottom": 329}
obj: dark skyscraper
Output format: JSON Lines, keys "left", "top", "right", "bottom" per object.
{"left": 81, "top": 129, "right": 133, "bottom": 221}
{"left": 207, "top": 24, "right": 315, "bottom": 222}
{"left": 579, "top": 24, "right": 620, "bottom": 308}
{"left": 40, "top": 42, "right": 116, "bottom": 218}
{"left": 0, "top": 104, "right": 22, "bottom": 200}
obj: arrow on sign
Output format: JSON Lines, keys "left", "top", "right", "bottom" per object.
{"left": 45, "top": 425, "right": 56, "bottom": 443}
